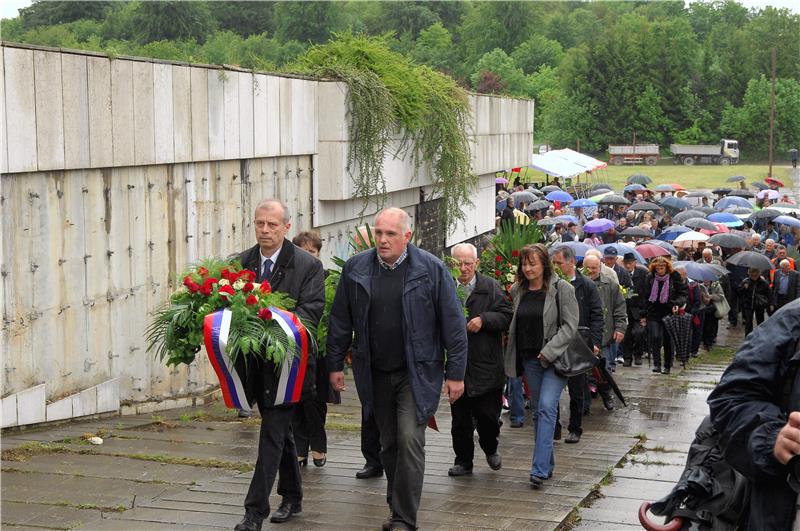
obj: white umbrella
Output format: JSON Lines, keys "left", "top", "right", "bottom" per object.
{"left": 757, "top": 189, "right": 780, "bottom": 200}
{"left": 673, "top": 230, "right": 710, "bottom": 248}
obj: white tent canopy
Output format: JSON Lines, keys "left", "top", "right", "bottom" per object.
{"left": 529, "top": 148, "right": 607, "bottom": 178}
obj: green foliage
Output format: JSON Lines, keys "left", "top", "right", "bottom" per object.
{"left": 132, "top": 1, "right": 216, "bottom": 44}
{"left": 19, "top": 0, "right": 112, "bottom": 28}
{"left": 273, "top": 1, "right": 346, "bottom": 44}
{"left": 470, "top": 49, "right": 531, "bottom": 97}
{"left": 511, "top": 35, "right": 564, "bottom": 75}
{"left": 411, "top": 22, "right": 456, "bottom": 74}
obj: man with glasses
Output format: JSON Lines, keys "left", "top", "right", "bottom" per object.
{"left": 447, "top": 243, "right": 513, "bottom": 476}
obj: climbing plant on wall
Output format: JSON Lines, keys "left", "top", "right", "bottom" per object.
{"left": 289, "top": 32, "right": 476, "bottom": 234}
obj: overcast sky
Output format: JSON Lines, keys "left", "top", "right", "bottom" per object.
{"left": 1, "top": 0, "right": 797, "bottom": 23}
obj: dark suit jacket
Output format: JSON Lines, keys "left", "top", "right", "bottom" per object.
{"left": 771, "top": 269, "right": 800, "bottom": 307}
{"left": 236, "top": 239, "right": 325, "bottom": 409}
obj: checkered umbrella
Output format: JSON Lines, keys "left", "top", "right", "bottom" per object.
{"left": 663, "top": 313, "right": 693, "bottom": 366}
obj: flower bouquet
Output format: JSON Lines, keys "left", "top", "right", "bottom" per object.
{"left": 479, "top": 220, "right": 545, "bottom": 293}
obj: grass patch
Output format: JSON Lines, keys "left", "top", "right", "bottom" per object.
{"left": 687, "top": 347, "right": 736, "bottom": 368}
{"left": 51, "top": 500, "right": 127, "bottom": 513}
{"left": 123, "top": 453, "right": 253, "bottom": 472}
{"left": 630, "top": 458, "right": 671, "bottom": 466}
{"left": 646, "top": 445, "right": 685, "bottom": 454}
{"left": 556, "top": 507, "right": 582, "bottom": 531}
{"left": 1, "top": 441, "right": 70, "bottom": 461}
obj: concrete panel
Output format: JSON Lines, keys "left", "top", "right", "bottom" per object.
{"left": 474, "top": 95, "right": 491, "bottom": 137}
{"left": 17, "top": 384, "right": 46, "bottom": 425}
{"left": 253, "top": 74, "right": 268, "bottom": 156}
{"left": 34, "top": 51, "right": 66, "bottom": 170}
{"left": 238, "top": 72, "right": 254, "bottom": 158}
{"left": 111, "top": 59, "right": 134, "bottom": 166}
{"left": 265, "top": 75, "right": 280, "bottom": 156}
{"left": 4, "top": 47, "right": 37, "bottom": 172}
{"left": 1, "top": 394, "right": 17, "bottom": 428}
{"left": 190, "top": 67, "right": 209, "bottom": 161}
{"left": 172, "top": 65, "right": 192, "bottom": 162}
{"left": 0, "top": 50, "right": 6, "bottom": 173}
{"left": 153, "top": 63, "right": 175, "bottom": 164}
{"left": 72, "top": 385, "right": 97, "bottom": 417}
{"left": 62, "top": 53, "right": 90, "bottom": 169}
{"left": 223, "top": 71, "right": 240, "bottom": 159}
{"left": 132, "top": 61, "right": 155, "bottom": 165}
{"left": 291, "top": 79, "right": 317, "bottom": 154}
{"left": 316, "top": 141, "right": 347, "bottom": 200}
{"left": 87, "top": 57, "right": 113, "bottom": 168}
{"left": 207, "top": 69, "right": 224, "bottom": 159}
{"left": 317, "top": 81, "right": 348, "bottom": 142}
{"left": 278, "top": 77, "right": 292, "bottom": 155}
{"left": 46, "top": 396, "right": 73, "bottom": 422}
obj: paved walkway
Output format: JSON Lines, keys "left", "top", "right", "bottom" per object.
{"left": 2, "top": 326, "right": 744, "bottom": 530}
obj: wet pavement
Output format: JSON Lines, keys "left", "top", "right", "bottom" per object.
{"left": 2, "top": 325, "right": 744, "bottom": 530}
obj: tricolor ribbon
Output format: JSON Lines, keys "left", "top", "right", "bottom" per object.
{"left": 203, "top": 306, "right": 309, "bottom": 411}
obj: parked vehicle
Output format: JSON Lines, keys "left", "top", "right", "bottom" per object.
{"left": 608, "top": 144, "right": 660, "bottom": 166}
{"left": 670, "top": 139, "right": 739, "bottom": 165}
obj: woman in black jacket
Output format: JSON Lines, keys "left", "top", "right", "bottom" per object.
{"left": 644, "top": 257, "right": 688, "bottom": 375}
{"left": 737, "top": 267, "right": 770, "bottom": 337}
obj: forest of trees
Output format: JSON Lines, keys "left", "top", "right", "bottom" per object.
{"left": 2, "top": 0, "right": 799, "bottom": 159}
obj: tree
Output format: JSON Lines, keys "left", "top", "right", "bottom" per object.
{"left": 19, "top": 0, "right": 112, "bottom": 28}
{"left": 411, "top": 22, "right": 456, "bottom": 73}
{"left": 511, "top": 35, "right": 564, "bottom": 75}
{"left": 469, "top": 49, "right": 531, "bottom": 98}
{"left": 208, "top": 1, "right": 274, "bottom": 37}
{"left": 459, "top": 2, "right": 541, "bottom": 68}
{"left": 132, "top": 1, "right": 216, "bottom": 44}
{"left": 273, "top": 2, "right": 345, "bottom": 44}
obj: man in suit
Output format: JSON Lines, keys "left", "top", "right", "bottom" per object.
{"left": 621, "top": 253, "right": 649, "bottom": 366}
{"left": 771, "top": 259, "right": 800, "bottom": 312}
{"left": 234, "top": 199, "right": 325, "bottom": 531}
{"left": 447, "top": 243, "right": 512, "bottom": 476}
{"left": 327, "top": 207, "right": 467, "bottom": 531}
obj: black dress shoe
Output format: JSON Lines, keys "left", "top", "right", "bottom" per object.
{"left": 529, "top": 475, "right": 544, "bottom": 489}
{"left": 652, "top": 366, "right": 661, "bottom": 373}
{"left": 312, "top": 454, "right": 326, "bottom": 467}
{"left": 486, "top": 453, "right": 502, "bottom": 470}
{"left": 661, "top": 367, "right": 671, "bottom": 375}
{"left": 297, "top": 456, "right": 308, "bottom": 467}
{"left": 234, "top": 515, "right": 262, "bottom": 531}
{"left": 355, "top": 464, "right": 383, "bottom": 479}
{"left": 634, "top": 357, "right": 643, "bottom": 366}
{"left": 602, "top": 396, "right": 615, "bottom": 411}
{"left": 269, "top": 500, "right": 301, "bottom": 524}
{"left": 448, "top": 464, "right": 473, "bottom": 476}
{"left": 565, "top": 431, "right": 581, "bottom": 444}
{"left": 381, "top": 512, "right": 396, "bottom": 531}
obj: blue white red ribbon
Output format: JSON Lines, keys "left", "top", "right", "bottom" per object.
{"left": 203, "top": 306, "right": 309, "bottom": 411}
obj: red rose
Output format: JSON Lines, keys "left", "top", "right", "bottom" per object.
{"left": 494, "top": 270, "right": 501, "bottom": 277}
{"left": 511, "top": 250, "right": 519, "bottom": 257}
{"left": 495, "top": 255, "right": 502, "bottom": 262}
{"left": 241, "top": 270, "right": 256, "bottom": 282}
{"left": 246, "top": 295, "right": 258, "bottom": 305}
{"left": 218, "top": 285, "right": 235, "bottom": 297}
{"left": 200, "top": 285, "right": 212, "bottom": 296}
{"left": 220, "top": 268, "right": 231, "bottom": 281}
{"left": 183, "top": 275, "right": 200, "bottom": 292}
{"left": 259, "top": 281, "right": 272, "bottom": 294}
{"left": 242, "top": 282, "right": 254, "bottom": 293}
{"left": 198, "top": 267, "right": 209, "bottom": 277}
{"left": 257, "top": 307, "right": 272, "bottom": 321}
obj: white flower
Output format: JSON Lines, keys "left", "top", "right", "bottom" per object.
{"left": 218, "top": 279, "right": 230, "bottom": 286}
{"left": 506, "top": 273, "right": 515, "bottom": 283}
{"left": 233, "top": 279, "right": 245, "bottom": 291}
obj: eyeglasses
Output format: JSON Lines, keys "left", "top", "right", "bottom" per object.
{"left": 456, "top": 260, "right": 476, "bottom": 267}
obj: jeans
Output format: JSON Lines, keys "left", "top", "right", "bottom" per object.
{"left": 602, "top": 343, "right": 618, "bottom": 371}
{"left": 507, "top": 376, "right": 525, "bottom": 425}
{"left": 522, "top": 356, "right": 566, "bottom": 479}
{"left": 450, "top": 388, "right": 502, "bottom": 467}
{"left": 371, "top": 369, "right": 426, "bottom": 530}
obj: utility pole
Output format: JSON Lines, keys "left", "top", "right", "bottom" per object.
{"left": 768, "top": 47, "right": 776, "bottom": 179}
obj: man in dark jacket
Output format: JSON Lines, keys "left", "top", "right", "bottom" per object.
{"left": 551, "top": 245, "right": 603, "bottom": 443}
{"left": 447, "top": 243, "right": 512, "bottom": 477}
{"left": 622, "top": 253, "right": 649, "bottom": 366}
{"left": 500, "top": 198, "right": 515, "bottom": 223}
{"left": 738, "top": 267, "right": 770, "bottom": 337}
{"left": 327, "top": 208, "right": 467, "bottom": 531}
{"left": 707, "top": 299, "right": 800, "bottom": 530}
{"left": 234, "top": 199, "right": 325, "bottom": 531}
{"left": 771, "top": 259, "right": 800, "bottom": 312}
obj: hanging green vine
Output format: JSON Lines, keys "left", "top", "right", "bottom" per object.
{"left": 288, "top": 33, "right": 476, "bottom": 233}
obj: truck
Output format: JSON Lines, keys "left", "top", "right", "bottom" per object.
{"left": 669, "top": 139, "right": 739, "bottom": 166}
{"left": 607, "top": 144, "right": 660, "bottom": 166}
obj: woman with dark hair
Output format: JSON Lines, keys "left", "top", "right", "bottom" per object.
{"left": 503, "top": 244, "right": 579, "bottom": 489}
{"left": 644, "top": 256, "right": 688, "bottom": 375}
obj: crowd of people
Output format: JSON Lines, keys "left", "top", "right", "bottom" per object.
{"left": 233, "top": 181, "right": 800, "bottom": 530}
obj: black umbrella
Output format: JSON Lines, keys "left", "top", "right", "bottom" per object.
{"left": 528, "top": 199, "right": 552, "bottom": 210}
{"left": 663, "top": 313, "right": 693, "bottom": 366}
{"left": 712, "top": 188, "right": 732, "bottom": 195}
{"left": 683, "top": 218, "right": 719, "bottom": 231}
{"left": 620, "top": 227, "right": 652, "bottom": 238}
{"left": 729, "top": 190, "right": 755, "bottom": 198}
{"left": 660, "top": 197, "right": 691, "bottom": 211}
{"left": 591, "top": 183, "right": 613, "bottom": 191}
{"left": 673, "top": 210, "right": 707, "bottom": 224}
{"left": 751, "top": 181, "right": 768, "bottom": 191}
{"left": 537, "top": 217, "right": 560, "bottom": 226}
{"left": 525, "top": 187, "right": 544, "bottom": 196}
{"left": 686, "top": 191, "right": 713, "bottom": 198}
{"left": 594, "top": 357, "right": 627, "bottom": 406}
{"left": 627, "top": 174, "right": 652, "bottom": 185}
{"left": 542, "top": 185, "right": 562, "bottom": 193}
{"left": 726, "top": 175, "right": 746, "bottom": 182}
{"left": 726, "top": 251, "right": 774, "bottom": 270}
{"left": 628, "top": 201, "right": 661, "bottom": 211}
{"left": 696, "top": 206, "right": 716, "bottom": 215}
{"left": 749, "top": 208, "right": 781, "bottom": 220}
{"left": 707, "top": 233, "right": 747, "bottom": 248}
{"left": 598, "top": 194, "right": 631, "bottom": 206}
{"left": 723, "top": 207, "right": 753, "bottom": 215}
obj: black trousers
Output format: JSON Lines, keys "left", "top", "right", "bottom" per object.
{"left": 244, "top": 405, "right": 302, "bottom": 521}
{"left": 727, "top": 288, "right": 739, "bottom": 325}
{"left": 742, "top": 306, "right": 765, "bottom": 336}
{"left": 361, "top": 407, "right": 382, "bottom": 468}
{"left": 702, "top": 310, "right": 719, "bottom": 349}
{"left": 450, "top": 388, "right": 502, "bottom": 467}
{"left": 292, "top": 397, "right": 328, "bottom": 456}
{"left": 555, "top": 373, "right": 589, "bottom": 436}
{"left": 648, "top": 318, "right": 673, "bottom": 369}
{"left": 623, "top": 321, "right": 646, "bottom": 363}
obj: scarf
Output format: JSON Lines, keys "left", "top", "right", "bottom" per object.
{"left": 649, "top": 273, "right": 670, "bottom": 304}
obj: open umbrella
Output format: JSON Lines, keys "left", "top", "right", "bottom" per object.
{"left": 765, "top": 177, "right": 785, "bottom": 188}
{"left": 682, "top": 218, "right": 719, "bottom": 231}
{"left": 674, "top": 231, "right": 710, "bottom": 248}
{"left": 629, "top": 201, "right": 662, "bottom": 212}
{"left": 598, "top": 243, "right": 646, "bottom": 264}
{"left": 707, "top": 233, "right": 747, "bottom": 249}
{"left": 495, "top": 176, "right": 509, "bottom": 184}
{"left": 624, "top": 183, "right": 646, "bottom": 192}
{"left": 729, "top": 190, "right": 755, "bottom": 198}
{"left": 657, "top": 224, "right": 691, "bottom": 240}
{"left": 511, "top": 190, "right": 537, "bottom": 204}
{"left": 583, "top": 218, "right": 615, "bottom": 233}
{"left": 672, "top": 261, "right": 727, "bottom": 282}
{"left": 525, "top": 187, "right": 544, "bottom": 197}
{"left": 749, "top": 208, "right": 781, "bottom": 220}
{"left": 708, "top": 212, "right": 744, "bottom": 227}
{"left": 668, "top": 183, "right": 686, "bottom": 191}
{"left": 751, "top": 182, "right": 768, "bottom": 190}
{"left": 696, "top": 206, "right": 716, "bottom": 215}
{"left": 702, "top": 223, "right": 730, "bottom": 235}
{"left": 636, "top": 243, "right": 671, "bottom": 259}
{"left": 726, "top": 175, "right": 746, "bottom": 182}
{"left": 571, "top": 198, "right": 597, "bottom": 208}
{"left": 546, "top": 190, "right": 574, "bottom": 203}
{"left": 663, "top": 313, "right": 693, "bottom": 366}
{"left": 591, "top": 183, "right": 614, "bottom": 191}
{"left": 654, "top": 184, "right": 675, "bottom": 192}
{"left": 774, "top": 215, "right": 800, "bottom": 229}
{"left": 723, "top": 207, "right": 753, "bottom": 216}
{"left": 644, "top": 239, "right": 679, "bottom": 255}
{"left": 715, "top": 196, "right": 754, "bottom": 211}
{"left": 712, "top": 188, "right": 732, "bottom": 195}
{"left": 726, "top": 250, "right": 774, "bottom": 270}
{"left": 598, "top": 194, "right": 631, "bottom": 206}
{"left": 554, "top": 215, "right": 579, "bottom": 224}
{"left": 552, "top": 241, "right": 591, "bottom": 260}
{"left": 757, "top": 189, "right": 780, "bottom": 201}
{"left": 673, "top": 210, "right": 707, "bottom": 224}
{"left": 528, "top": 199, "right": 552, "bottom": 210}
{"left": 620, "top": 227, "right": 652, "bottom": 238}
{"left": 542, "top": 185, "right": 562, "bottom": 193}
{"left": 589, "top": 190, "right": 615, "bottom": 202}
{"left": 660, "top": 197, "right": 691, "bottom": 211}
{"left": 537, "top": 217, "right": 560, "bottom": 226}
{"left": 686, "top": 191, "right": 713, "bottom": 198}
{"left": 627, "top": 174, "right": 652, "bottom": 185}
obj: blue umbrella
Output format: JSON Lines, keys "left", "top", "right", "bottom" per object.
{"left": 583, "top": 218, "right": 615, "bottom": 233}
{"left": 715, "top": 196, "right": 754, "bottom": 211}
{"left": 545, "top": 190, "right": 574, "bottom": 203}
{"left": 774, "top": 215, "right": 800, "bottom": 229}
{"left": 571, "top": 198, "right": 597, "bottom": 208}
{"left": 657, "top": 225, "right": 691, "bottom": 242}
{"left": 707, "top": 212, "right": 744, "bottom": 227}
{"left": 672, "top": 262, "right": 726, "bottom": 282}
{"left": 624, "top": 183, "right": 646, "bottom": 192}
{"left": 552, "top": 241, "right": 590, "bottom": 261}
{"left": 598, "top": 243, "right": 646, "bottom": 265}
{"left": 496, "top": 199, "right": 507, "bottom": 213}
{"left": 660, "top": 196, "right": 690, "bottom": 211}
{"left": 554, "top": 215, "right": 578, "bottom": 224}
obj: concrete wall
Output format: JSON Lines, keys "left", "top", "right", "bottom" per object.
{"left": 1, "top": 43, "right": 533, "bottom": 424}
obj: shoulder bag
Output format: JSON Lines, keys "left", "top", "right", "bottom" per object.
{"left": 550, "top": 279, "right": 597, "bottom": 378}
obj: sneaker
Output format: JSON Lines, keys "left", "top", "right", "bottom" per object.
{"left": 565, "top": 432, "right": 581, "bottom": 444}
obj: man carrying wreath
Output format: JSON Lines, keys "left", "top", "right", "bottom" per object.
{"left": 234, "top": 199, "right": 325, "bottom": 531}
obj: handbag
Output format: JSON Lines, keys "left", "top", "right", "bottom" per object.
{"left": 550, "top": 280, "right": 598, "bottom": 378}
{"left": 713, "top": 295, "right": 731, "bottom": 319}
